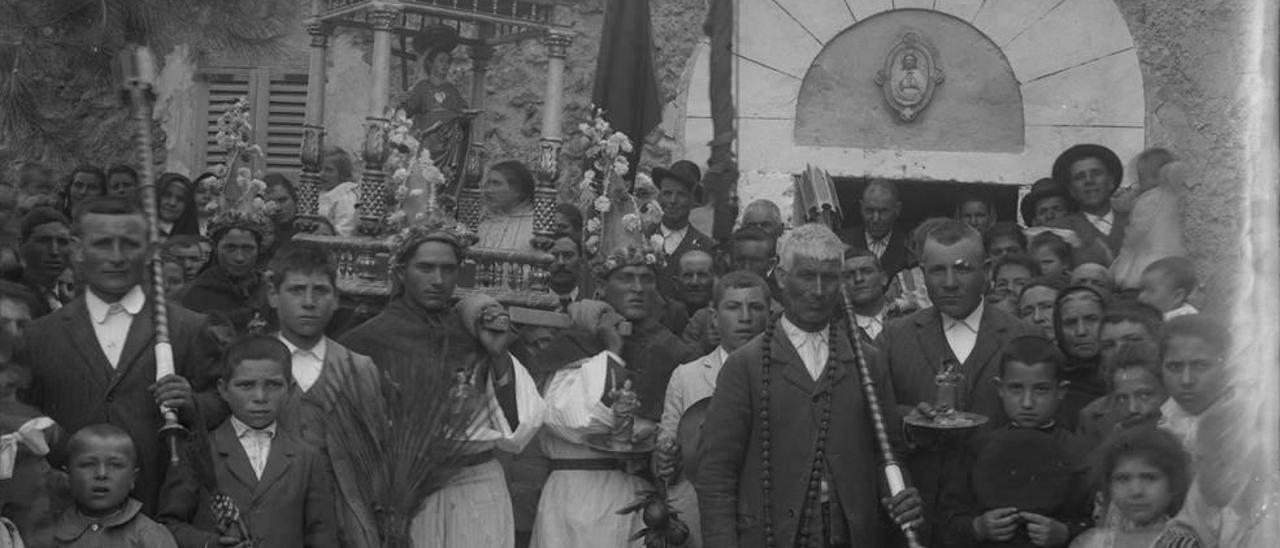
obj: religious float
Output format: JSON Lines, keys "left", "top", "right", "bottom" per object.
{"left": 290, "top": 0, "right": 577, "bottom": 310}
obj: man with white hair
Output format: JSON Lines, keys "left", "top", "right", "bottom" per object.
{"left": 699, "top": 223, "right": 923, "bottom": 547}
{"left": 740, "top": 199, "right": 785, "bottom": 239}
{"left": 838, "top": 180, "right": 911, "bottom": 279}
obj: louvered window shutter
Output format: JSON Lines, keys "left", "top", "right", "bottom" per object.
{"left": 201, "top": 67, "right": 308, "bottom": 174}
{"left": 263, "top": 71, "right": 308, "bottom": 173}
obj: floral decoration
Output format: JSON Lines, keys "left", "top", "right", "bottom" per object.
{"left": 207, "top": 98, "right": 275, "bottom": 241}
{"left": 384, "top": 108, "right": 477, "bottom": 261}
{"left": 572, "top": 108, "right": 665, "bottom": 275}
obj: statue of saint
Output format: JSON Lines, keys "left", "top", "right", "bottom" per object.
{"left": 609, "top": 379, "right": 640, "bottom": 447}
{"left": 401, "top": 47, "right": 472, "bottom": 189}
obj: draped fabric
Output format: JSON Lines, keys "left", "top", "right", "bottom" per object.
{"left": 592, "top": 0, "right": 662, "bottom": 156}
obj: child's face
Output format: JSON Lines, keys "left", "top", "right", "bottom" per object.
{"left": 996, "top": 360, "right": 1064, "bottom": 428}
{"left": 1099, "top": 320, "right": 1154, "bottom": 366}
{"left": 1138, "top": 270, "right": 1184, "bottom": 313}
{"left": 1109, "top": 456, "right": 1174, "bottom": 526}
{"left": 1111, "top": 366, "right": 1167, "bottom": 421}
{"left": 1031, "top": 246, "right": 1068, "bottom": 278}
{"left": 219, "top": 358, "right": 289, "bottom": 429}
{"left": 1161, "top": 335, "right": 1226, "bottom": 416}
{"left": 67, "top": 436, "right": 137, "bottom": 517}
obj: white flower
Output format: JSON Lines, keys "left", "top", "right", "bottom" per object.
{"left": 578, "top": 123, "right": 590, "bottom": 134}
{"left": 586, "top": 217, "right": 602, "bottom": 233}
{"left": 620, "top": 138, "right": 634, "bottom": 154}
{"left": 409, "top": 188, "right": 425, "bottom": 197}
{"left": 388, "top": 210, "right": 406, "bottom": 224}
{"left": 393, "top": 168, "right": 410, "bottom": 181}
{"left": 649, "top": 234, "right": 665, "bottom": 250}
{"left": 594, "top": 195, "right": 611, "bottom": 214}
{"left": 622, "top": 213, "right": 641, "bottom": 233}
{"left": 644, "top": 254, "right": 657, "bottom": 264}
{"left": 586, "top": 235, "right": 601, "bottom": 253}
{"left": 613, "top": 157, "right": 629, "bottom": 176}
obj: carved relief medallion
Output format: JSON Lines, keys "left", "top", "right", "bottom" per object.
{"left": 875, "top": 32, "right": 945, "bottom": 122}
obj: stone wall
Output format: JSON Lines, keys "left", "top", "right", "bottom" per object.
{"left": 1115, "top": 0, "right": 1253, "bottom": 311}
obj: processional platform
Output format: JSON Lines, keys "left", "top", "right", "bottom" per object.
{"left": 293, "top": 0, "right": 575, "bottom": 310}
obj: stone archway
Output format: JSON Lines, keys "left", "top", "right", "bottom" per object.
{"left": 678, "top": 0, "right": 1145, "bottom": 217}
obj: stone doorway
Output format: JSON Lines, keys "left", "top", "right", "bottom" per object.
{"left": 832, "top": 178, "right": 1020, "bottom": 231}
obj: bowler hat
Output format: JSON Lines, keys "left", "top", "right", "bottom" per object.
{"left": 651, "top": 160, "right": 702, "bottom": 192}
{"left": 1020, "top": 177, "right": 1075, "bottom": 226}
{"left": 1051, "top": 144, "right": 1124, "bottom": 192}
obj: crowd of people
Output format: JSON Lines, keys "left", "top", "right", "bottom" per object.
{"left": 0, "top": 140, "right": 1256, "bottom": 548}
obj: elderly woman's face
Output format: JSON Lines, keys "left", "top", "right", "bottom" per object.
{"left": 482, "top": 169, "right": 524, "bottom": 213}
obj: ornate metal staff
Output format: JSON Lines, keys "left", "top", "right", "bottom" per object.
{"left": 839, "top": 285, "right": 924, "bottom": 548}
{"left": 120, "top": 46, "right": 188, "bottom": 465}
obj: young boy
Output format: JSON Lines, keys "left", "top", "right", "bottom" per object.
{"left": 268, "top": 241, "right": 384, "bottom": 548}
{"left": 1157, "top": 314, "right": 1229, "bottom": 447}
{"left": 938, "top": 335, "right": 1093, "bottom": 548}
{"left": 1137, "top": 256, "right": 1198, "bottom": 320}
{"left": 1078, "top": 342, "right": 1168, "bottom": 444}
{"left": 157, "top": 336, "right": 337, "bottom": 548}
{"left": 55, "top": 424, "right": 176, "bottom": 547}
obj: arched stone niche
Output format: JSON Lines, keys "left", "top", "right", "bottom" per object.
{"left": 678, "top": 0, "right": 1146, "bottom": 216}
{"left": 795, "top": 10, "right": 1024, "bottom": 152}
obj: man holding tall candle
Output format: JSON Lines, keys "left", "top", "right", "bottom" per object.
{"left": 22, "top": 197, "right": 224, "bottom": 514}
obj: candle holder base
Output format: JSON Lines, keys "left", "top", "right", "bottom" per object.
{"left": 905, "top": 411, "right": 989, "bottom": 430}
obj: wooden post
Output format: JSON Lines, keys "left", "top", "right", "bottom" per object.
{"left": 299, "top": 1, "right": 329, "bottom": 219}
{"left": 533, "top": 28, "right": 573, "bottom": 239}
{"left": 358, "top": 3, "right": 400, "bottom": 235}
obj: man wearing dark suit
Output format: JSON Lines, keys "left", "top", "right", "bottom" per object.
{"left": 23, "top": 197, "right": 224, "bottom": 514}
{"left": 699, "top": 223, "right": 923, "bottom": 548}
{"left": 653, "top": 160, "right": 715, "bottom": 300}
{"left": 838, "top": 180, "right": 911, "bottom": 279}
{"left": 1044, "top": 144, "right": 1129, "bottom": 265}
{"left": 875, "top": 220, "right": 1039, "bottom": 543}
{"left": 266, "top": 242, "right": 384, "bottom": 548}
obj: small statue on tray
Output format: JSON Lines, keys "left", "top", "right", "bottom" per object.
{"left": 609, "top": 379, "right": 640, "bottom": 448}
{"left": 932, "top": 358, "right": 964, "bottom": 425}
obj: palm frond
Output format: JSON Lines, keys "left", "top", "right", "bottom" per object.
{"left": 326, "top": 339, "right": 480, "bottom": 548}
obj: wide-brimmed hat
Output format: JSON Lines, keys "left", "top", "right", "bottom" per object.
{"left": 1051, "top": 144, "right": 1123, "bottom": 191}
{"left": 651, "top": 160, "right": 702, "bottom": 192}
{"left": 1020, "top": 177, "right": 1076, "bottom": 226}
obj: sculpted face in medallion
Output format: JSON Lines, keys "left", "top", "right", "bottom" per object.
{"left": 875, "top": 32, "right": 945, "bottom": 122}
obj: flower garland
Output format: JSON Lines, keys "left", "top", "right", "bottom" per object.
{"left": 207, "top": 98, "right": 276, "bottom": 239}
{"left": 385, "top": 107, "right": 477, "bottom": 258}
{"left": 573, "top": 108, "right": 665, "bottom": 278}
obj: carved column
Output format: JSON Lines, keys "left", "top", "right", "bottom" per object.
{"left": 456, "top": 40, "right": 494, "bottom": 232}
{"left": 358, "top": 3, "right": 400, "bottom": 236}
{"left": 533, "top": 28, "right": 573, "bottom": 239}
{"left": 299, "top": 15, "right": 330, "bottom": 220}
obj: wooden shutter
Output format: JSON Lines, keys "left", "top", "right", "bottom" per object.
{"left": 263, "top": 71, "right": 309, "bottom": 173}
{"left": 201, "top": 67, "right": 308, "bottom": 174}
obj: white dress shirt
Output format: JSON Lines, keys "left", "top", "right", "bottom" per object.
{"left": 780, "top": 316, "right": 830, "bottom": 380}
{"left": 941, "top": 301, "right": 984, "bottom": 364}
{"left": 230, "top": 416, "right": 276, "bottom": 479}
{"left": 85, "top": 286, "right": 146, "bottom": 368}
{"left": 866, "top": 229, "right": 892, "bottom": 258}
{"left": 659, "top": 223, "right": 689, "bottom": 255}
{"left": 854, "top": 308, "right": 886, "bottom": 341}
{"left": 278, "top": 334, "right": 327, "bottom": 393}
{"left": 1083, "top": 210, "right": 1115, "bottom": 236}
